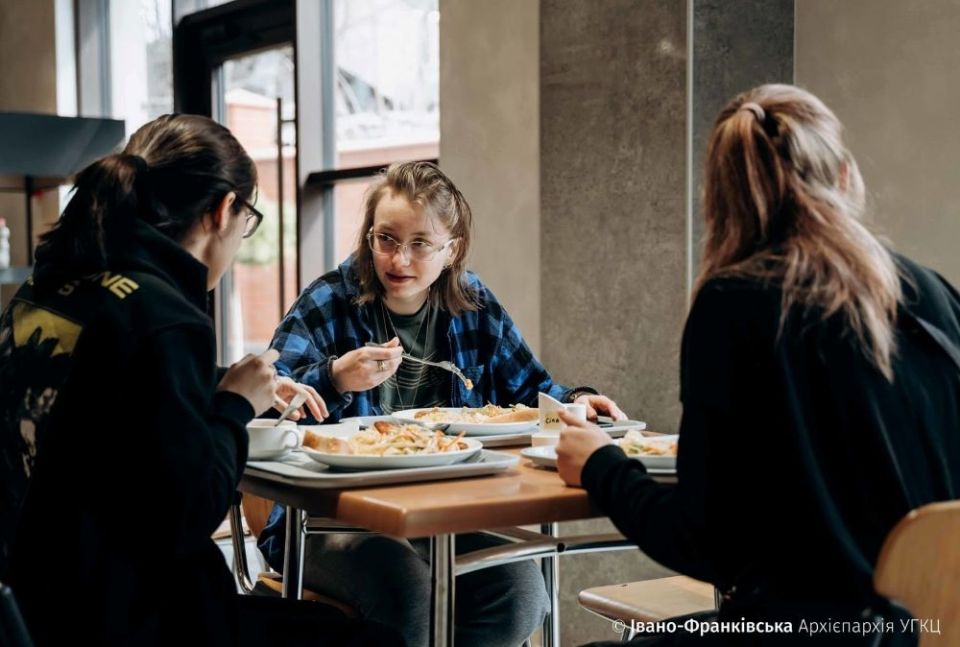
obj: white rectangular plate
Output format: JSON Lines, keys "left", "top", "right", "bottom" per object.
{"left": 245, "top": 449, "right": 519, "bottom": 488}
{"left": 520, "top": 445, "right": 676, "bottom": 473}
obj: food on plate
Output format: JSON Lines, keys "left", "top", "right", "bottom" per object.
{"left": 302, "top": 431, "right": 350, "bottom": 454}
{"left": 302, "top": 422, "right": 468, "bottom": 456}
{"left": 413, "top": 404, "right": 538, "bottom": 424}
{"left": 619, "top": 430, "right": 677, "bottom": 457}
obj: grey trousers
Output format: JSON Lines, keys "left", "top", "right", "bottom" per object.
{"left": 302, "top": 532, "right": 549, "bottom": 647}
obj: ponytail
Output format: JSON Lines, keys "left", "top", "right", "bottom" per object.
{"left": 35, "top": 153, "right": 147, "bottom": 277}
{"left": 33, "top": 113, "right": 256, "bottom": 284}
{"left": 697, "top": 84, "right": 901, "bottom": 380}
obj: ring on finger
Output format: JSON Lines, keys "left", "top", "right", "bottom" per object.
{"left": 377, "top": 359, "right": 386, "bottom": 372}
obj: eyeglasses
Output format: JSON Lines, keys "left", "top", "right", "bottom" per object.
{"left": 240, "top": 199, "right": 264, "bottom": 239}
{"left": 366, "top": 229, "right": 454, "bottom": 261}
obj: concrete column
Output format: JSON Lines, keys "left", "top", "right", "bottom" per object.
{"left": 540, "top": 3, "right": 688, "bottom": 642}
{"left": 689, "top": 0, "right": 794, "bottom": 279}
{"left": 439, "top": 0, "right": 542, "bottom": 352}
{"left": 441, "top": 1, "right": 794, "bottom": 642}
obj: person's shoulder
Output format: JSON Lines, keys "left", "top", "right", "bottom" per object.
{"left": 894, "top": 252, "right": 960, "bottom": 324}
{"left": 693, "top": 274, "right": 779, "bottom": 312}
{"left": 895, "top": 252, "right": 955, "bottom": 299}
{"left": 298, "top": 260, "right": 360, "bottom": 308}
{"left": 684, "top": 275, "right": 782, "bottom": 346}
{"left": 457, "top": 270, "right": 497, "bottom": 312}
{"left": 120, "top": 270, "right": 210, "bottom": 330}
{"left": 462, "top": 270, "right": 486, "bottom": 293}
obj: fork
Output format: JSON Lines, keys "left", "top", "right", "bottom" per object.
{"left": 400, "top": 353, "right": 474, "bottom": 391}
{"left": 363, "top": 342, "right": 473, "bottom": 390}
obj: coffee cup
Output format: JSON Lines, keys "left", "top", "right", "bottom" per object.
{"left": 247, "top": 419, "right": 302, "bottom": 460}
{"left": 539, "top": 402, "right": 587, "bottom": 433}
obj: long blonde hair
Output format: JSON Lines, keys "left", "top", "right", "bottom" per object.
{"left": 697, "top": 84, "right": 901, "bottom": 380}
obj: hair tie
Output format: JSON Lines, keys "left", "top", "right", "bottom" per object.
{"left": 740, "top": 102, "right": 766, "bottom": 123}
{"left": 129, "top": 154, "right": 150, "bottom": 175}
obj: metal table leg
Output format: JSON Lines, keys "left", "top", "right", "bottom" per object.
{"left": 282, "top": 506, "right": 306, "bottom": 600}
{"left": 430, "top": 533, "right": 456, "bottom": 646}
{"left": 541, "top": 522, "right": 560, "bottom": 647}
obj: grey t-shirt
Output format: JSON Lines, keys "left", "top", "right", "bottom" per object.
{"left": 371, "top": 298, "right": 447, "bottom": 414}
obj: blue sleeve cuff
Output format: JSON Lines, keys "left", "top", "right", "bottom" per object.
{"left": 315, "top": 355, "right": 353, "bottom": 414}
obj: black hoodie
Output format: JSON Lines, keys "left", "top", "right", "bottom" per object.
{"left": 0, "top": 219, "right": 253, "bottom": 646}
{"left": 582, "top": 257, "right": 960, "bottom": 645}
{"left": 582, "top": 254, "right": 960, "bottom": 643}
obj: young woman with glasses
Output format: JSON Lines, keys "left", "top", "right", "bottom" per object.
{"left": 0, "top": 114, "right": 393, "bottom": 646}
{"left": 262, "top": 160, "right": 626, "bottom": 646}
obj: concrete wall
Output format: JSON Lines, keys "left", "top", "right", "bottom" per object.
{"left": 796, "top": 0, "right": 960, "bottom": 286}
{"left": 541, "top": 0, "right": 688, "bottom": 438}
{"left": 441, "top": 1, "right": 798, "bottom": 643}
{"left": 439, "top": 0, "right": 542, "bottom": 353}
{"left": 690, "top": 0, "right": 794, "bottom": 278}
{"left": 540, "top": 3, "right": 689, "bottom": 643}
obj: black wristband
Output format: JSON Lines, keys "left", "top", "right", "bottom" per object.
{"left": 326, "top": 355, "right": 342, "bottom": 393}
{"left": 567, "top": 387, "right": 598, "bottom": 403}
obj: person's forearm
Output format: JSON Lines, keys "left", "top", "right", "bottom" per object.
{"left": 285, "top": 355, "right": 352, "bottom": 418}
{"left": 582, "top": 445, "right": 716, "bottom": 582}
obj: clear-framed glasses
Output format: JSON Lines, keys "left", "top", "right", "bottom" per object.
{"left": 366, "top": 229, "right": 454, "bottom": 261}
{"left": 240, "top": 199, "right": 264, "bottom": 239}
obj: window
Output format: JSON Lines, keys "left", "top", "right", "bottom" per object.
{"left": 221, "top": 46, "right": 298, "bottom": 356}
{"left": 321, "top": 0, "right": 440, "bottom": 266}
{"left": 74, "top": 0, "right": 173, "bottom": 134}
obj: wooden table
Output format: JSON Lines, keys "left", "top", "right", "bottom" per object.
{"left": 239, "top": 448, "right": 675, "bottom": 646}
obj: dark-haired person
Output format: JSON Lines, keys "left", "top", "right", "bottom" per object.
{"left": 260, "top": 160, "right": 627, "bottom": 646}
{"left": 557, "top": 84, "right": 960, "bottom": 646}
{"left": 0, "top": 114, "right": 397, "bottom": 646}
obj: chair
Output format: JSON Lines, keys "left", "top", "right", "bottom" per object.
{"left": 229, "top": 493, "right": 359, "bottom": 617}
{"left": 874, "top": 500, "right": 960, "bottom": 646}
{"left": 578, "top": 576, "right": 717, "bottom": 641}
{"left": 0, "top": 582, "right": 35, "bottom": 647}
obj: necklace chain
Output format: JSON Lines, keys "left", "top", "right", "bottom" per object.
{"left": 378, "top": 299, "right": 430, "bottom": 412}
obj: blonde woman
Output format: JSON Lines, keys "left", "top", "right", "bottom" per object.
{"left": 558, "top": 84, "right": 960, "bottom": 645}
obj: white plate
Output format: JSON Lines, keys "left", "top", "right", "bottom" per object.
{"left": 248, "top": 447, "right": 293, "bottom": 461}
{"left": 520, "top": 445, "right": 561, "bottom": 468}
{"left": 620, "top": 434, "right": 678, "bottom": 469}
{"left": 392, "top": 407, "right": 538, "bottom": 436}
{"left": 340, "top": 415, "right": 396, "bottom": 427}
{"left": 300, "top": 437, "right": 484, "bottom": 470}
{"left": 520, "top": 444, "right": 677, "bottom": 471}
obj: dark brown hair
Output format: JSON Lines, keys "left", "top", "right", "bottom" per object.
{"left": 699, "top": 84, "right": 901, "bottom": 379}
{"left": 354, "top": 161, "right": 478, "bottom": 315}
{"left": 36, "top": 113, "right": 256, "bottom": 276}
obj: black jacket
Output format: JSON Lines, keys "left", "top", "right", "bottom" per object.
{"left": 0, "top": 220, "right": 253, "bottom": 646}
{"left": 583, "top": 254, "right": 960, "bottom": 634}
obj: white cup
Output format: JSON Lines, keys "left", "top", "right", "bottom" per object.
{"left": 538, "top": 402, "right": 588, "bottom": 437}
{"left": 247, "top": 419, "right": 302, "bottom": 459}
{"left": 531, "top": 432, "right": 561, "bottom": 447}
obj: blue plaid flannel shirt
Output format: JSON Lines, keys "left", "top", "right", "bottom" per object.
{"left": 258, "top": 255, "right": 593, "bottom": 567}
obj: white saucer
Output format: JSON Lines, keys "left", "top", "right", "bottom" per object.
{"left": 248, "top": 448, "right": 293, "bottom": 462}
